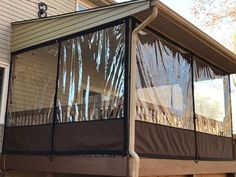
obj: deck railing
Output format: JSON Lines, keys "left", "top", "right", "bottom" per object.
{"left": 6, "top": 102, "right": 124, "bottom": 127}
{"left": 6, "top": 99, "right": 226, "bottom": 137}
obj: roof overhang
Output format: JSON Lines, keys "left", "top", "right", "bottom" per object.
{"left": 134, "top": 0, "right": 236, "bottom": 73}
{"left": 11, "top": 0, "right": 150, "bottom": 53}
{"left": 11, "top": 0, "right": 236, "bottom": 73}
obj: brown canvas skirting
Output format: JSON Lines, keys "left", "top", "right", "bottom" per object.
{"left": 54, "top": 119, "right": 124, "bottom": 153}
{"left": 196, "top": 132, "right": 233, "bottom": 160}
{"left": 3, "top": 125, "right": 52, "bottom": 153}
{"left": 135, "top": 121, "right": 233, "bottom": 160}
{"left": 135, "top": 121, "right": 195, "bottom": 159}
{"left": 3, "top": 119, "right": 124, "bottom": 154}
{"left": 3, "top": 119, "right": 233, "bottom": 159}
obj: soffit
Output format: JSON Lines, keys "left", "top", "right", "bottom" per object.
{"left": 134, "top": 0, "right": 236, "bottom": 73}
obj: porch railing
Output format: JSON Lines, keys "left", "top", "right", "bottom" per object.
{"left": 6, "top": 102, "right": 124, "bottom": 127}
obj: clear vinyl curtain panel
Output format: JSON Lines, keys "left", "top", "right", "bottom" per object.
{"left": 193, "top": 58, "right": 231, "bottom": 137}
{"left": 136, "top": 29, "right": 193, "bottom": 130}
{"left": 56, "top": 24, "right": 125, "bottom": 123}
{"left": 230, "top": 74, "right": 236, "bottom": 136}
{"left": 6, "top": 44, "right": 59, "bottom": 126}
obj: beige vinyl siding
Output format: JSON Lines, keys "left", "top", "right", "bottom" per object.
{"left": 11, "top": 46, "right": 58, "bottom": 112}
{"left": 11, "top": 1, "right": 150, "bottom": 52}
{"left": 0, "top": 0, "right": 76, "bottom": 64}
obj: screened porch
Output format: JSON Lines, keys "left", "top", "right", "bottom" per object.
{"left": 3, "top": 0, "right": 236, "bottom": 163}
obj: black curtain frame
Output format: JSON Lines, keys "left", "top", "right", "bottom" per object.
{"left": 3, "top": 18, "right": 132, "bottom": 156}
{"left": 3, "top": 16, "right": 234, "bottom": 160}
{"left": 190, "top": 54, "right": 200, "bottom": 162}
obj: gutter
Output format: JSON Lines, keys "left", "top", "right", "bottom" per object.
{"left": 129, "top": 4, "right": 158, "bottom": 177}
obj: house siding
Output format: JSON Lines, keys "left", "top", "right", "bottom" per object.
{"left": 0, "top": 0, "right": 76, "bottom": 64}
{"left": 11, "top": 1, "right": 150, "bottom": 52}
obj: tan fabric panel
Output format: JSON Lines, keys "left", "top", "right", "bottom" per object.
{"left": 0, "top": 0, "right": 75, "bottom": 64}
{"left": 11, "top": 1, "right": 150, "bottom": 52}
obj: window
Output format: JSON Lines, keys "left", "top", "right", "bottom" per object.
{"left": 6, "top": 22, "right": 126, "bottom": 127}
{"left": 6, "top": 44, "right": 59, "bottom": 126}
{"left": 76, "top": 1, "right": 90, "bottom": 11}
{"left": 136, "top": 29, "right": 193, "bottom": 130}
{"left": 135, "top": 28, "right": 232, "bottom": 135}
{"left": 76, "top": 4, "right": 87, "bottom": 11}
{"left": 194, "top": 58, "right": 231, "bottom": 137}
{"left": 56, "top": 24, "right": 126, "bottom": 122}
{"left": 231, "top": 74, "right": 236, "bottom": 137}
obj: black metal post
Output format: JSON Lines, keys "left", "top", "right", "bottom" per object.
{"left": 191, "top": 55, "right": 199, "bottom": 162}
{"left": 123, "top": 17, "right": 133, "bottom": 156}
{"left": 228, "top": 75, "right": 235, "bottom": 159}
{"left": 50, "top": 41, "right": 62, "bottom": 158}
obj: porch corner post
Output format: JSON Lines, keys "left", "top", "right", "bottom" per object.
{"left": 129, "top": 4, "right": 158, "bottom": 177}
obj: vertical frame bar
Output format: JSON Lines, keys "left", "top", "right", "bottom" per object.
{"left": 228, "top": 75, "right": 234, "bottom": 159}
{"left": 124, "top": 17, "right": 133, "bottom": 156}
{"left": 191, "top": 55, "right": 199, "bottom": 162}
{"left": 50, "top": 41, "right": 62, "bottom": 156}
{"left": 123, "top": 18, "right": 129, "bottom": 155}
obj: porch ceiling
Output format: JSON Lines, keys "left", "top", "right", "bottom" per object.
{"left": 11, "top": 0, "right": 236, "bottom": 73}
{"left": 134, "top": 0, "right": 236, "bottom": 73}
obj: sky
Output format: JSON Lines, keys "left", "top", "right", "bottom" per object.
{"left": 115, "top": 0, "right": 235, "bottom": 52}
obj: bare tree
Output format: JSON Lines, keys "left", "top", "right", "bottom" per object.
{"left": 191, "top": 0, "right": 236, "bottom": 53}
